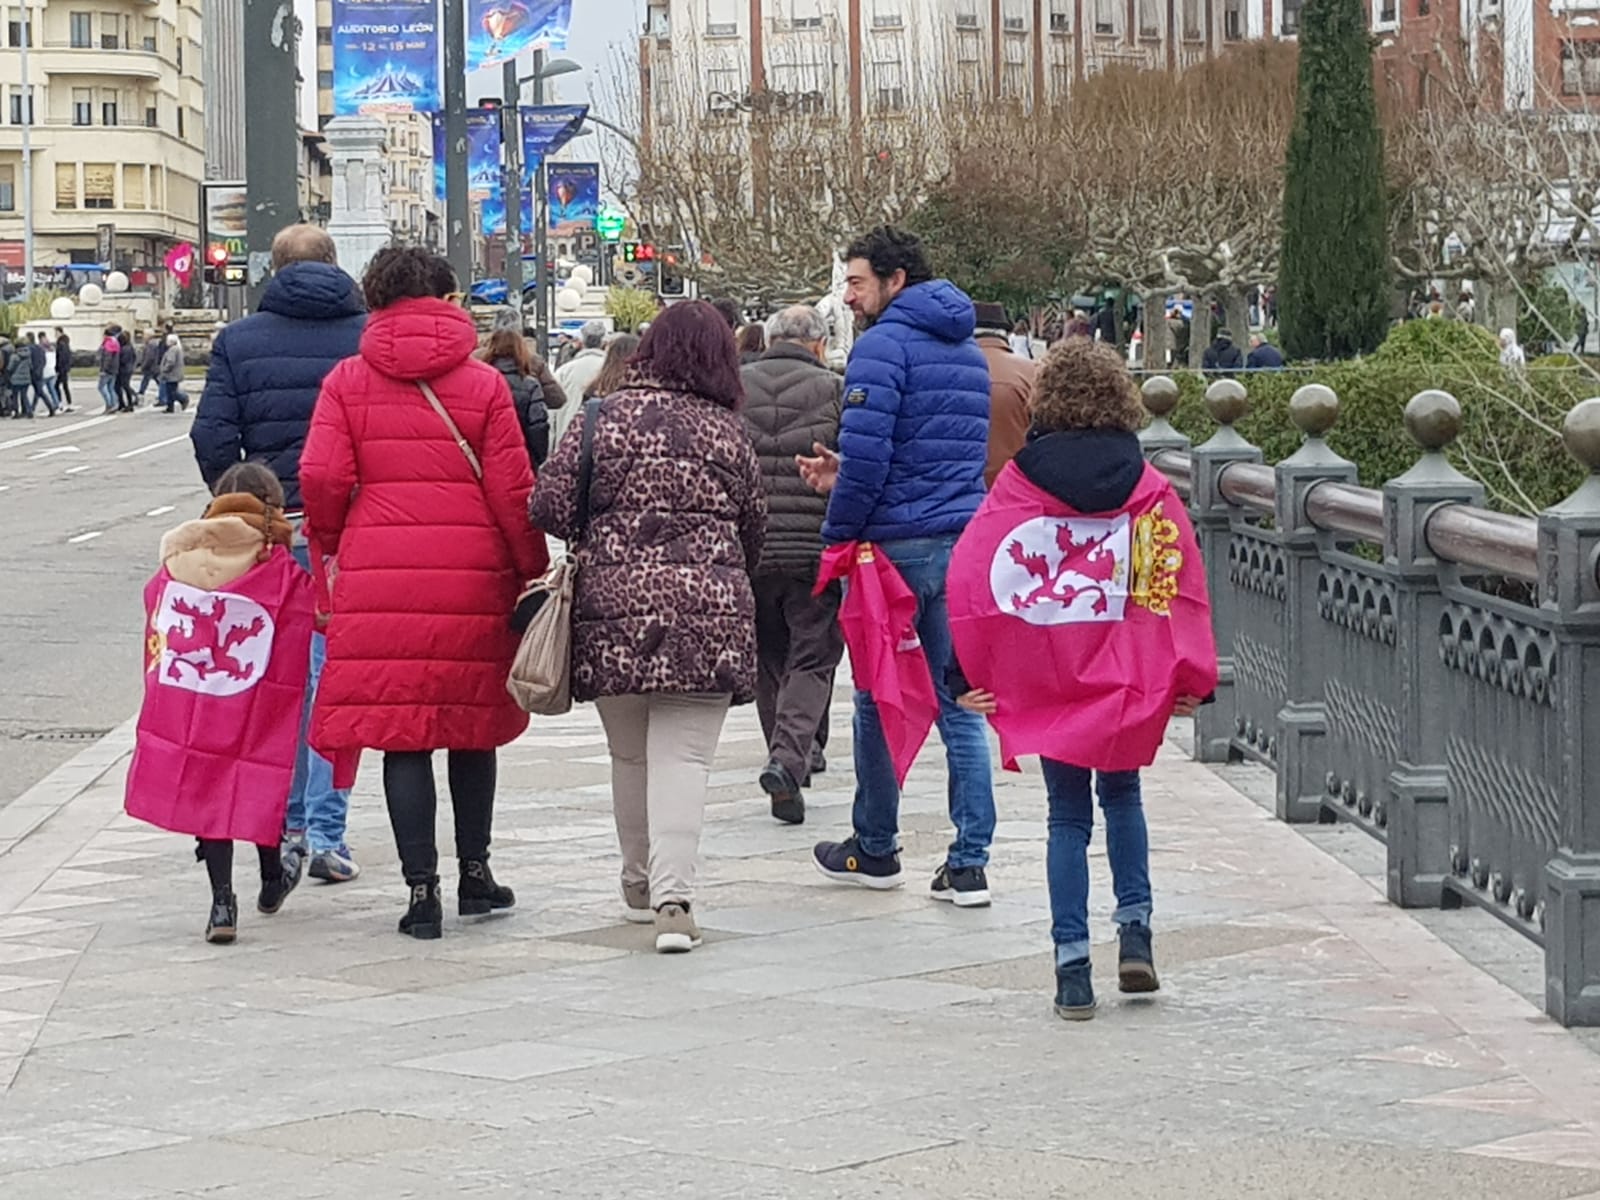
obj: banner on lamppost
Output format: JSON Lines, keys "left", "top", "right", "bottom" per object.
{"left": 521, "top": 104, "right": 587, "bottom": 163}
{"left": 432, "top": 112, "right": 447, "bottom": 203}
{"left": 467, "top": 0, "right": 572, "bottom": 71}
{"left": 547, "top": 163, "right": 600, "bottom": 237}
{"left": 331, "top": 0, "right": 440, "bottom": 116}
{"left": 467, "top": 109, "right": 505, "bottom": 237}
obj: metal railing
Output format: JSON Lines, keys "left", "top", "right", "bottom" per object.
{"left": 1138, "top": 373, "right": 1600, "bottom": 1027}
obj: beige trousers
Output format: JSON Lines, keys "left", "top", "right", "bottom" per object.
{"left": 595, "top": 692, "right": 732, "bottom": 908}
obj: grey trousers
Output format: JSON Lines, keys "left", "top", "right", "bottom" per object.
{"left": 596, "top": 693, "right": 732, "bottom": 908}
{"left": 754, "top": 573, "right": 843, "bottom": 783}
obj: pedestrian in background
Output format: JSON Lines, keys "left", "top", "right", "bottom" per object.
{"left": 138, "top": 330, "right": 163, "bottom": 398}
{"left": 53, "top": 328, "right": 73, "bottom": 412}
{"left": 974, "top": 301, "right": 1034, "bottom": 487}
{"left": 531, "top": 300, "right": 766, "bottom": 953}
{"left": 7, "top": 335, "right": 34, "bottom": 418}
{"left": 552, "top": 319, "right": 608, "bottom": 448}
{"left": 740, "top": 305, "right": 842, "bottom": 826}
{"left": 116, "top": 329, "right": 138, "bottom": 411}
{"left": 736, "top": 323, "right": 766, "bottom": 365}
{"left": 581, "top": 333, "right": 639, "bottom": 404}
{"left": 1246, "top": 334, "right": 1285, "bottom": 370}
{"left": 158, "top": 335, "right": 187, "bottom": 412}
{"left": 477, "top": 322, "right": 550, "bottom": 469}
{"left": 191, "top": 224, "right": 368, "bottom": 887}
{"left": 97, "top": 326, "right": 120, "bottom": 413}
{"left": 26, "top": 333, "right": 58, "bottom": 417}
{"left": 301, "top": 245, "right": 547, "bottom": 941}
{"left": 1009, "top": 319, "right": 1035, "bottom": 360}
{"left": 125, "top": 463, "right": 310, "bottom": 944}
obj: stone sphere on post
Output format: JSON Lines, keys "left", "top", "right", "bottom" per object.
{"left": 78, "top": 283, "right": 104, "bottom": 308}
{"left": 1403, "top": 389, "right": 1462, "bottom": 452}
{"left": 49, "top": 297, "right": 76, "bottom": 320}
{"left": 1288, "top": 383, "right": 1339, "bottom": 439}
{"left": 1204, "top": 377, "right": 1248, "bottom": 427}
{"left": 1563, "top": 398, "right": 1600, "bottom": 473}
{"left": 1141, "top": 375, "right": 1179, "bottom": 420}
{"left": 105, "top": 271, "right": 130, "bottom": 294}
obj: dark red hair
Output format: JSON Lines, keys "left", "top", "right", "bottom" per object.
{"left": 631, "top": 300, "right": 745, "bottom": 410}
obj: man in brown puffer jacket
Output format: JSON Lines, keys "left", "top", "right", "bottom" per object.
{"left": 740, "top": 305, "right": 844, "bottom": 825}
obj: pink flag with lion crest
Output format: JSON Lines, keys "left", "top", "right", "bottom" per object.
{"left": 124, "top": 551, "right": 315, "bottom": 847}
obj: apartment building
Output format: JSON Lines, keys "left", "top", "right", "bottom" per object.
{"left": 639, "top": 0, "right": 1600, "bottom": 136}
{"left": 314, "top": 0, "right": 439, "bottom": 247}
{"left": 0, "top": 0, "right": 205, "bottom": 289}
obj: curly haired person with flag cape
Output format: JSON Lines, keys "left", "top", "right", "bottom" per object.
{"left": 947, "top": 340, "right": 1218, "bottom": 1021}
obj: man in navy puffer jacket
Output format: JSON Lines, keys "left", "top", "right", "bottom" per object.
{"left": 806, "top": 226, "right": 998, "bottom": 908}
{"left": 191, "top": 224, "right": 368, "bottom": 889}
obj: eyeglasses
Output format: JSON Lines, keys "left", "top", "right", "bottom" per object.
{"left": 445, "top": 291, "right": 468, "bottom": 309}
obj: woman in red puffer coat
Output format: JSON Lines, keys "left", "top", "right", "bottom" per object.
{"left": 300, "top": 246, "right": 548, "bottom": 940}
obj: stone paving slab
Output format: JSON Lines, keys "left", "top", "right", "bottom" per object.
{"left": 1, "top": 699, "right": 1598, "bottom": 1198}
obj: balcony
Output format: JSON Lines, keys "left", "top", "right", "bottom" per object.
{"left": 36, "top": 43, "right": 168, "bottom": 81}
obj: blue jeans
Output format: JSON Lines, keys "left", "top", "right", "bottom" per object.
{"left": 851, "top": 536, "right": 996, "bottom": 868}
{"left": 286, "top": 544, "right": 350, "bottom": 851}
{"left": 98, "top": 373, "right": 119, "bottom": 410}
{"left": 1043, "top": 761, "right": 1152, "bottom": 966}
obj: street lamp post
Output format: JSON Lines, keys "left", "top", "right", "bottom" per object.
{"left": 18, "top": 0, "right": 33, "bottom": 300}
{"left": 442, "top": 0, "right": 471, "bottom": 288}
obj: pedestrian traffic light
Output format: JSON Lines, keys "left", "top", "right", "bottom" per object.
{"left": 658, "top": 246, "right": 686, "bottom": 297}
{"left": 621, "top": 241, "right": 640, "bottom": 263}
{"left": 477, "top": 97, "right": 503, "bottom": 112}
{"left": 638, "top": 243, "right": 656, "bottom": 263}
{"left": 204, "top": 243, "right": 229, "bottom": 285}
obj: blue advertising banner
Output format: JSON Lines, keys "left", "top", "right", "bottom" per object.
{"left": 548, "top": 162, "right": 600, "bottom": 238}
{"left": 432, "top": 113, "right": 447, "bottom": 203}
{"left": 331, "top": 0, "right": 439, "bottom": 116}
{"left": 467, "top": 0, "right": 572, "bottom": 71}
{"left": 521, "top": 104, "right": 588, "bottom": 164}
{"left": 467, "top": 109, "right": 505, "bottom": 237}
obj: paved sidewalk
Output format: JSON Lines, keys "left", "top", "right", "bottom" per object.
{"left": 2, "top": 698, "right": 1599, "bottom": 1199}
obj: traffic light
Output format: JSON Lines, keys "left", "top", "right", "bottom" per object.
{"left": 621, "top": 241, "right": 640, "bottom": 263}
{"left": 204, "top": 243, "right": 229, "bottom": 285}
{"left": 476, "top": 97, "right": 503, "bottom": 112}
{"left": 638, "top": 242, "right": 656, "bottom": 263}
{"left": 658, "top": 246, "right": 686, "bottom": 297}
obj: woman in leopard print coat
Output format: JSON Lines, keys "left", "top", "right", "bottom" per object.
{"left": 530, "top": 301, "right": 766, "bottom": 953}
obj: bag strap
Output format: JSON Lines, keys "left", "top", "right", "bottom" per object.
{"left": 573, "top": 395, "right": 603, "bottom": 540}
{"left": 417, "top": 379, "right": 482, "bottom": 480}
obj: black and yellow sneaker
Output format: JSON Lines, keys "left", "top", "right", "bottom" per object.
{"left": 812, "top": 836, "right": 904, "bottom": 890}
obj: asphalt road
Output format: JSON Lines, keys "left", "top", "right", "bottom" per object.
{"left": 0, "top": 396, "right": 211, "bottom": 809}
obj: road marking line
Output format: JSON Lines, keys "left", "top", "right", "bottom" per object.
{"left": 116, "top": 435, "right": 189, "bottom": 459}
{"left": 67, "top": 531, "right": 103, "bottom": 544}
{"left": 64, "top": 465, "right": 91, "bottom": 475}
{"left": 28, "top": 446, "right": 80, "bottom": 460}
{"left": 0, "top": 415, "right": 116, "bottom": 452}
{"left": 145, "top": 505, "right": 175, "bottom": 517}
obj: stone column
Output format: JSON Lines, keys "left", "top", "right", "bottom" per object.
{"left": 324, "top": 116, "right": 393, "bottom": 286}
{"left": 1542, "top": 398, "right": 1600, "bottom": 1026}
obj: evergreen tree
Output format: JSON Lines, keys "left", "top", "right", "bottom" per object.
{"left": 1278, "top": 0, "right": 1391, "bottom": 360}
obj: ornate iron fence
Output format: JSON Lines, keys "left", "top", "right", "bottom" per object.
{"left": 1139, "top": 375, "right": 1600, "bottom": 1027}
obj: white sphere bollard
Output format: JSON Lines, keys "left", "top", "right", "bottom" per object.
{"left": 78, "top": 283, "right": 104, "bottom": 307}
{"left": 105, "top": 271, "right": 130, "bottom": 294}
{"left": 556, "top": 288, "right": 583, "bottom": 314}
{"left": 50, "top": 297, "right": 77, "bottom": 320}
{"left": 570, "top": 265, "right": 594, "bottom": 286}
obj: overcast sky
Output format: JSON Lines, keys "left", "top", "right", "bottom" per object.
{"left": 297, "top": 0, "right": 645, "bottom": 126}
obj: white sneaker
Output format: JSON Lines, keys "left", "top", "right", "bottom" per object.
{"left": 654, "top": 902, "right": 702, "bottom": 953}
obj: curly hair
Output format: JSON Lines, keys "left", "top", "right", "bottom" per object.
{"left": 1031, "top": 339, "right": 1145, "bottom": 434}
{"left": 844, "top": 225, "right": 932, "bottom": 287}
{"left": 361, "top": 245, "right": 458, "bottom": 310}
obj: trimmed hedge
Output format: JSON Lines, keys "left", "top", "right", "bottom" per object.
{"left": 1156, "top": 364, "right": 1590, "bottom": 514}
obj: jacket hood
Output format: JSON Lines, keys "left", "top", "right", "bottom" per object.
{"left": 259, "top": 261, "right": 366, "bottom": 321}
{"left": 759, "top": 341, "right": 824, "bottom": 366}
{"left": 1014, "top": 429, "right": 1145, "bottom": 514}
{"left": 880, "top": 280, "right": 977, "bottom": 344}
{"left": 359, "top": 297, "right": 480, "bottom": 381}
{"left": 159, "top": 516, "right": 270, "bottom": 592}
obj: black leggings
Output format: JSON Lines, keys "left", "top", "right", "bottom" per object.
{"left": 383, "top": 750, "right": 497, "bottom": 884}
{"left": 197, "top": 839, "right": 282, "bottom": 894}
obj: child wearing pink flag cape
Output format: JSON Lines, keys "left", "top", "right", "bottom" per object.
{"left": 124, "top": 464, "right": 314, "bottom": 944}
{"left": 947, "top": 341, "right": 1218, "bottom": 1020}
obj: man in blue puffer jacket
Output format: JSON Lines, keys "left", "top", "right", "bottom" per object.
{"left": 805, "top": 225, "right": 998, "bottom": 908}
{"left": 191, "top": 224, "right": 368, "bottom": 889}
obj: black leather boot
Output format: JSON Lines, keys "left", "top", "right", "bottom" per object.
{"left": 398, "top": 877, "right": 443, "bottom": 939}
{"left": 458, "top": 859, "right": 515, "bottom": 916}
{"left": 205, "top": 888, "right": 238, "bottom": 944}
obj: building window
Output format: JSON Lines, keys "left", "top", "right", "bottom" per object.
{"left": 1563, "top": 41, "right": 1600, "bottom": 95}
{"left": 83, "top": 163, "right": 115, "bottom": 209}
{"left": 871, "top": 58, "right": 905, "bottom": 111}
{"left": 1050, "top": 0, "right": 1072, "bottom": 32}
{"left": 956, "top": 30, "right": 981, "bottom": 62}
{"left": 1002, "top": 0, "right": 1029, "bottom": 31}
{"left": 145, "top": 104, "right": 158, "bottom": 127}
{"left": 317, "top": 24, "right": 332, "bottom": 44}
{"left": 0, "top": 165, "right": 13, "bottom": 211}
{"left": 1094, "top": 0, "right": 1122, "bottom": 35}
{"left": 9, "top": 86, "right": 33, "bottom": 125}
{"left": 6, "top": 9, "right": 30, "bottom": 47}
{"left": 70, "top": 11, "right": 92, "bottom": 47}
{"left": 1378, "top": 0, "right": 1398, "bottom": 23}
{"left": 769, "top": 60, "right": 830, "bottom": 112}
{"left": 1138, "top": 0, "right": 1160, "bottom": 35}
{"left": 872, "top": 0, "right": 902, "bottom": 28}
{"left": 103, "top": 93, "right": 120, "bottom": 127}
{"left": 1225, "top": 0, "right": 1243, "bottom": 39}
{"left": 1182, "top": 0, "right": 1204, "bottom": 39}
{"left": 706, "top": 66, "right": 741, "bottom": 115}
{"left": 123, "top": 164, "right": 146, "bottom": 210}
{"left": 1282, "top": 0, "right": 1303, "bottom": 34}
{"left": 142, "top": 18, "right": 158, "bottom": 50}
{"left": 177, "top": 107, "right": 185, "bottom": 139}
{"left": 1002, "top": 36, "right": 1027, "bottom": 97}
{"left": 101, "top": 9, "right": 122, "bottom": 48}
{"left": 73, "top": 89, "right": 93, "bottom": 126}
{"left": 956, "top": 1, "right": 980, "bottom": 29}
{"left": 176, "top": 37, "right": 184, "bottom": 71}
{"left": 790, "top": 0, "right": 823, "bottom": 29}
{"left": 55, "top": 163, "right": 77, "bottom": 209}
{"left": 705, "top": 0, "right": 737, "bottom": 36}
